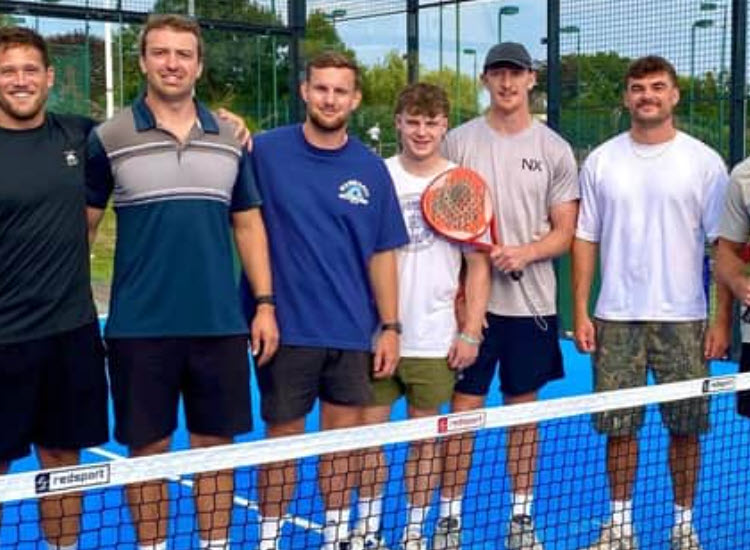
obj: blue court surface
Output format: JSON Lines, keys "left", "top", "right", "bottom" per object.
{"left": 2, "top": 339, "right": 749, "bottom": 549}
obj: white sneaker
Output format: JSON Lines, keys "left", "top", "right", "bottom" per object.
{"left": 349, "top": 529, "right": 389, "bottom": 550}
{"left": 400, "top": 530, "right": 427, "bottom": 550}
{"left": 670, "top": 523, "right": 702, "bottom": 550}
{"left": 506, "top": 515, "right": 543, "bottom": 550}
{"left": 582, "top": 522, "right": 638, "bottom": 550}
{"left": 432, "top": 516, "right": 461, "bottom": 550}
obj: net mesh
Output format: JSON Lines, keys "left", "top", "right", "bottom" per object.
{"left": 1, "top": 373, "right": 749, "bottom": 549}
{"left": 422, "top": 168, "right": 489, "bottom": 238}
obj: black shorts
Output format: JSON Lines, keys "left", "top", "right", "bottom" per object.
{"left": 107, "top": 335, "right": 252, "bottom": 448}
{"left": 256, "top": 345, "right": 373, "bottom": 424}
{"left": 0, "top": 321, "right": 108, "bottom": 462}
{"left": 739, "top": 344, "right": 750, "bottom": 418}
{"left": 454, "top": 313, "right": 564, "bottom": 397}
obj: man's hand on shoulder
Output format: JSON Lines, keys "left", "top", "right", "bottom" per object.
{"left": 217, "top": 108, "right": 252, "bottom": 151}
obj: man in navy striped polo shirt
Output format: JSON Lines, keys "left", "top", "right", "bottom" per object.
{"left": 86, "top": 14, "right": 277, "bottom": 550}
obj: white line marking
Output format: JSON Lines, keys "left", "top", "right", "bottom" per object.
{"left": 86, "top": 447, "right": 323, "bottom": 532}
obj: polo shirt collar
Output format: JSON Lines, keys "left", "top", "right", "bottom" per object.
{"left": 132, "top": 94, "right": 220, "bottom": 134}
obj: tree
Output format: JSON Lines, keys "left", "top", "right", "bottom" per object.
{"left": 112, "top": 4, "right": 352, "bottom": 129}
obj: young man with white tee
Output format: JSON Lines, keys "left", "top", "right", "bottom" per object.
{"left": 572, "top": 55, "right": 731, "bottom": 550}
{"left": 353, "top": 83, "right": 490, "bottom": 550}
{"left": 437, "top": 42, "right": 579, "bottom": 550}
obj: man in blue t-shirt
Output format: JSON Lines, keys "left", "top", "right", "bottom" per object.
{"left": 86, "top": 15, "right": 278, "bottom": 550}
{"left": 241, "top": 52, "right": 408, "bottom": 550}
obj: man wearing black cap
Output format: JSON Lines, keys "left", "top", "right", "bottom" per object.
{"left": 435, "top": 42, "right": 579, "bottom": 550}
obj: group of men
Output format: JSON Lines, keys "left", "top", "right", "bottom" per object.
{"left": 2, "top": 11, "right": 750, "bottom": 550}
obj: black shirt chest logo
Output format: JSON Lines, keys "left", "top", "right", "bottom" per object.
{"left": 63, "top": 150, "right": 80, "bottom": 167}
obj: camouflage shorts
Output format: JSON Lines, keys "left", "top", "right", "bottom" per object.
{"left": 593, "top": 319, "right": 709, "bottom": 437}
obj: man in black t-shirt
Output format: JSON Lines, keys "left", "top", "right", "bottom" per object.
{"left": 0, "top": 27, "right": 108, "bottom": 550}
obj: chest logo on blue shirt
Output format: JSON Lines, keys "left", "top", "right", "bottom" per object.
{"left": 338, "top": 180, "right": 370, "bottom": 206}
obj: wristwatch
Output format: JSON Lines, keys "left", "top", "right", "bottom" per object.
{"left": 256, "top": 294, "right": 276, "bottom": 306}
{"left": 381, "top": 321, "right": 403, "bottom": 335}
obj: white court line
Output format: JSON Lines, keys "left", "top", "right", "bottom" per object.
{"left": 86, "top": 446, "right": 323, "bottom": 532}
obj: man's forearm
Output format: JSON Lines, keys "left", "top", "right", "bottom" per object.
{"left": 526, "top": 226, "right": 575, "bottom": 264}
{"left": 86, "top": 207, "right": 105, "bottom": 246}
{"left": 571, "top": 237, "right": 597, "bottom": 319}
{"left": 234, "top": 211, "right": 273, "bottom": 297}
{"left": 715, "top": 238, "right": 748, "bottom": 299}
{"left": 462, "top": 253, "right": 491, "bottom": 336}
{"left": 525, "top": 200, "right": 578, "bottom": 263}
{"left": 368, "top": 250, "right": 399, "bottom": 323}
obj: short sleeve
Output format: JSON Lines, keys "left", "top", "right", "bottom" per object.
{"left": 548, "top": 141, "right": 580, "bottom": 205}
{"left": 718, "top": 159, "right": 750, "bottom": 244}
{"left": 575, "top": 156, "right": 600, "bottom": 243}
{"left": 85, "top": 129, "right": 115, "bottom": 209}
{"left": 441, "top": 130, "right": 459, "bottom": 164}
{"left": 230, "top": 149, "right": 262, "bottom": 212}
{"left": 375, "top": 163, "right": 409, "bottom": 252}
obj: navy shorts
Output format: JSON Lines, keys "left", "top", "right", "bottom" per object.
{"left": 107, "top": 335, "right": 252, "bottom": 449}
{"left": 739, "top": 344, "right": 750, "bottom": 418}
{"left": 0, "top": 321, "right": 108, "bottom": 462}
{"left": 454, "top": 313, "right": 564, "bottom": 397}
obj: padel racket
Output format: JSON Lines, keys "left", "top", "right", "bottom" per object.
{"left": 421, "top": 167, "right": 521, "bottom": 280}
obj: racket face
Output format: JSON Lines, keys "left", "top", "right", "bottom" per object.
{"left": 421, "top": 167, "right": 492, "bottom": 243}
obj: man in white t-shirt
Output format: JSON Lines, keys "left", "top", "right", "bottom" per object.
{"left": 572, "top": 55, "right": 731, "bottom": 550}
{"left": 352, "top": 83, "right": 491, "bottom": 550}
{"left": 438, "top": 42, "right": 579, "bottom": 550}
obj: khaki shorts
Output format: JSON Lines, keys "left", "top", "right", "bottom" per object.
{"left": 593, "top": 319, "right": 709, "bottom": 437}
{"left": 371, "top": 357, "right": 455, "bottom": 410}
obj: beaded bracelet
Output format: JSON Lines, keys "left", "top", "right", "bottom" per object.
{"left": 457, "top": 332, "right": 481, "bottom": 346}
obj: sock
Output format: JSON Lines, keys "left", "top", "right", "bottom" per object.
{"left": 511, "top": 492, "right": 533, "bottom": 518}
{"left": 439, "top": 495, "right": 462, "bottom": 521}
{"left": 404, "top": 504, "right": 429, "bottom": 537}
{"left": 356, "top": 495, "right": 383, "bottom": 535}
{"left": 323, "top": 508, "right": 351, "bottom": 549}
{"left": 674, "top": 503, "right": 693, "bottom": 530}
{"left": 199, "top": 539, "right": 229, "bottom": 549}
{"left": 611, "top": 500, "right": 633, "bottom": 534}
{"left": 45, "top": 543, "right": 78, "bottom": 550}
{"left": 138, "top": 543, "right": 167, "bottom": 550}
{"left": 258, "top": 516, "right": 282, "bottom": 550}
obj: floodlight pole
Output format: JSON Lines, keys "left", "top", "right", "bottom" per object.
{"left": 454, "top": 1, "right": 460, "bottom": 125}
{"left": 690, "top": 19, "right": 714, "bottom": 130}
{"left": 729, "top": 0, "right": 747, "bottom": 165}
{"left": 407, "top": 0, "right": 419, "bottom": 83}
{"left": 288, "top": 0, "right": 306, "bottom": 123}
{"left": 546, "top": 0, "right": 561, "bottom": 130}
{"left": 271, "top": 0, "right": 278, "bottom": 125}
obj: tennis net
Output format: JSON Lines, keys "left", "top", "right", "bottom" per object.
{"left": 1, "top": 372, "right": 749, "bottom": 549}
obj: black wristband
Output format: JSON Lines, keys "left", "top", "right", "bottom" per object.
{"left": 381, "top": 321, "right": 402, "bottom": 334}
{"left": 256, "top": 294, "right": 275, "bottom": 306}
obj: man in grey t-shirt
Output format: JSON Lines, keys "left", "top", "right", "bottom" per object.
{"left": 434, "top": 42, "right": 579, "bottom": 550}
{"left": 716, "top": 156, "right": 750, "bottom": 419}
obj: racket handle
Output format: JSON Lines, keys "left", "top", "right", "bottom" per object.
{"left": 742, "top": 306, "right": 750, "bottom": 324}
{"left": 510, "top": 271, "right": 523, "bottom": 281}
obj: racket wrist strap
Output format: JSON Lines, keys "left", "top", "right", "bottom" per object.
{"left": 457, "top": 332, "right": 481, "bottom": 346}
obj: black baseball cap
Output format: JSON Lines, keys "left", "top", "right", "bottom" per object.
{"left": 483, "top": 42, "right": 533, "bottom": 72}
